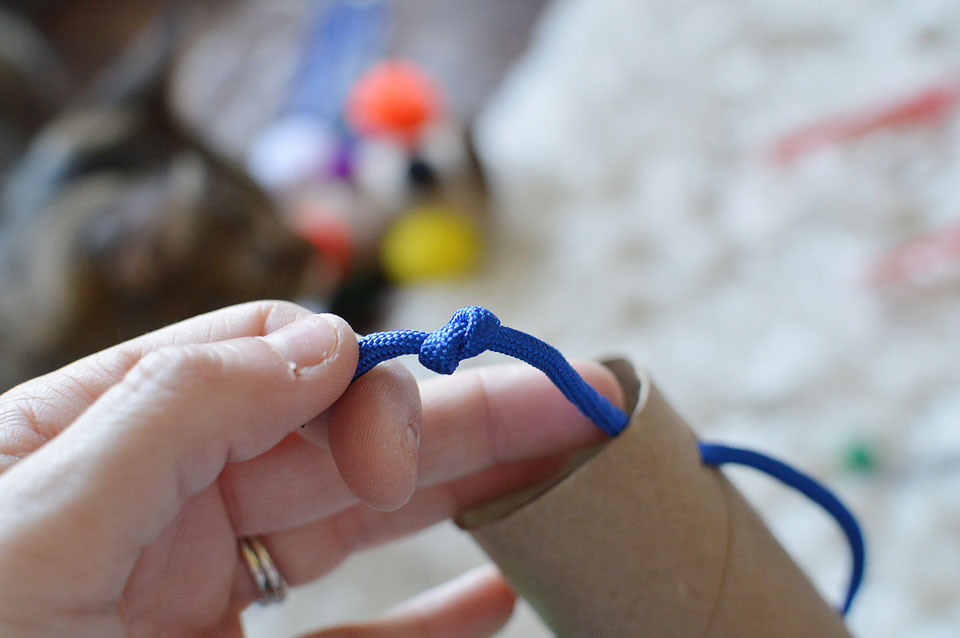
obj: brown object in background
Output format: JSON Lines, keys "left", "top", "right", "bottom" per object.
{"left": 0, "top": 7, "right": 69, "bottom": 172}
{"left": 0, "top": 104, "right": 313, "bottom": 389}
{"left": 0, "top": 7, "right": 315, "bottom": 391}
{"left": 457, "top": 362, "right": 851, "bottom": 637}
{"left": 27, "top": 0, "right": 170, "bottom": 86}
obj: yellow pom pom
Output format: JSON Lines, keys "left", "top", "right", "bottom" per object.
{"left": 381, "top": 207, "right": 482, "bottom": 284}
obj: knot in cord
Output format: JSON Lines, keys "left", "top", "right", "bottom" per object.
{"left": 352, "top": 306, "right": 629, "bottom": 435}
{"left": 352, "top": 306, "right": 865, "bottom": 616}
{"left": 418, "top": 306, "right": 501, "bottom": 374}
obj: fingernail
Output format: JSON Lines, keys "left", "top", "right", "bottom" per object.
{"left": 263, "top": 314, "right": 340, "bottom": 370}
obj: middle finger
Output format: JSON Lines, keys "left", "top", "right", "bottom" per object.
{"left": 220, "top": 361, "right": 620, "bottom": 536}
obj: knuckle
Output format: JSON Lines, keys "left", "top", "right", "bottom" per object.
{"left": 256, "top": 300, "right": 310, "bottom": 334}
{"left": 124, "top": 345, "right": 223, "bottom": 396}
{"left": 471, "top": 368, "right": 506, "bottom": 463}
{"left": 329, "top": 506, "right": 370, "bottom": 556}
{"left": 258, "top": 299, "right": 304, "bottom": 316}
{"left": 0, "top": 394, "right": 50, "bottom": 462}
{"left": 0, "top": 393, "right": 45, "bottom": 437}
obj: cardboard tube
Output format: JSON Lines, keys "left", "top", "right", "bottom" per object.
{"left": 456, "top": 362, "right": 850, "bottom": 637}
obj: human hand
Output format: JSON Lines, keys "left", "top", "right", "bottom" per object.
{"left": 0, "top": 301, "right": 622, "bottom": 637}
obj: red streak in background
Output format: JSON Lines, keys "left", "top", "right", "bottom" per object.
{"left": 771, "top": 81, "right": 960, "bottom": 165}
{"left": 870, "top": 222, "right": 960, "bottom": 286}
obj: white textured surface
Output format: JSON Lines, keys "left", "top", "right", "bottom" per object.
{"left": 246, "top": 0, "right": 960, "bottom": 635}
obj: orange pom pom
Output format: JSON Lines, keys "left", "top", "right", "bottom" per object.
{"left": 346, "top": 59, "right": 443, "bottom": 143}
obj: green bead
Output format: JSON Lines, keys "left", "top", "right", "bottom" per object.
{"left": 843, "top": 441, "right": 877, "bottom": 473}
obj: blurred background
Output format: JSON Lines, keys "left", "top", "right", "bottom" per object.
{"left": 2, "top": 0, "right": 959, "bottom": 635}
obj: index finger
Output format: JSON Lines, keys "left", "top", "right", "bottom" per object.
{"left": 0, "top": 300, "right": 314, "bottom": 467}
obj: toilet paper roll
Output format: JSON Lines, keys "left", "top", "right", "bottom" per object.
{"left": 456, "top": 362, "right": 850, "bottom": 637}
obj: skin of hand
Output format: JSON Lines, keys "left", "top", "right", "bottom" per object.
{"left": 0, "top": 300, "right": 623, "bottom": 638}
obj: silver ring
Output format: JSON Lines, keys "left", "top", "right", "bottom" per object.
{"left": 239, "top": 537, "right": 288, "bottom": 605}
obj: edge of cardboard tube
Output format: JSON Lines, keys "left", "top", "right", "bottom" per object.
{"left": 455, "top": 358, "right": 852, "bottom": 637}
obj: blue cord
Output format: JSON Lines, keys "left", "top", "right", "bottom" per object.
{"left": 355, "top": 306, "right": 630, "bottom": 436}
{"left": 355, "top": 306, "right": 864, "bottom": 615}
{"left": 699, "top": 443, "right": 864, "bottom": 615}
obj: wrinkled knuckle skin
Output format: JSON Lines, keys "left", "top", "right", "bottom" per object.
{"left": 0, "top": 397, "right": 48, "bottom": 465}
{"left": 123, "top": 345, "right": 223, "bottom": 397}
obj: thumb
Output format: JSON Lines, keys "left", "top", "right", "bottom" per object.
{"left": 0, "top": 314, "right": 357, "bottom": 590}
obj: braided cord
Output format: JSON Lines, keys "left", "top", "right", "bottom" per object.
{"left": 699, "top": 443, "right": 865, "bottom": 616}
{"left": 354, "top": 307, "right": 629, "bottom": 436}
{"left": 354, "top": 306, "right": 864, "bottom": 615}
